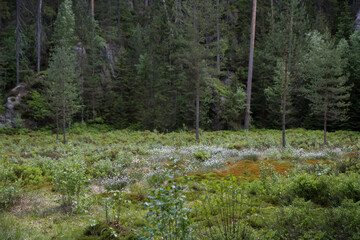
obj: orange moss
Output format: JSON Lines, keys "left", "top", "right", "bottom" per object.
{"left": 346, "top": 152, "right": 358, "bottom": 158}
{"left": 306, "top": 160, "right": 331, "bottom": 165}
{"left": 214, "top": 160, "right": 291, "bottom": 179}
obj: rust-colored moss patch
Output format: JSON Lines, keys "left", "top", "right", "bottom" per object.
{"left": 306, "top": 159, "right": 331, "bottom": 165}
{"left": 214, "top": 160, "right": 291, "bottom": 179}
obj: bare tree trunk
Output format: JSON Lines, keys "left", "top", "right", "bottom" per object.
{"left": 37, "top": 0, "right": 42, "bottom": 73}
{"left": 282, "top": 60, "right": 288, "bottom": 148}
{"left": 117, "top": 0, "right": 121, "bottom": 42}
{"left": 16, "top": 0, "right": 20, "bottom": 85}
{"left": 145, "top": 0, "right": 148, "bottom": 7}
{"left": 244, "top": 0, "right": 257, "bottom": 130}
{"left": 282, "top": 15, "right": 293, "bottom": 148}
{"left": 91, "top": 0, "right": 94, "bottom": 17}
{"left": 216, "top": 0, "right": 221, "bottom": 75}
{"left": 194, "top": 4, "right": 200, "bottom": 141}
{"left": 271, "top": 0, "right": 274, "bottom": 19}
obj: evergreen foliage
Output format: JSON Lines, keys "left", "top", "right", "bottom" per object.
{"left": 0, "top": 0, "right": 359, "bottom": 133}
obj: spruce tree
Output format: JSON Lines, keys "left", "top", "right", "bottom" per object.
{"left": 301, "top": 31, "right": 351, "bottom": 145}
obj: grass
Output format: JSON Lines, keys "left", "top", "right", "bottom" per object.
{"left": 0, "top": 127, "right": 360, "bottom": 239}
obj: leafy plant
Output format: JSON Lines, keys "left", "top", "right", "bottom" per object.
{"left": 194, "top": 151, "right": 210, "bottom": 161}
{"left": 52, "top": 154, "right": 89, "bottom": 208}
{"left": 138, "top": 161, "right": 196, "bottom": 240}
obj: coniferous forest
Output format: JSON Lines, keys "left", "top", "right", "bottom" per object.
{"left": 2, "top": 0, "right": 360, "bottom": 239}
{"left": 0, "top": 0, "right": 359, "bottom": 134}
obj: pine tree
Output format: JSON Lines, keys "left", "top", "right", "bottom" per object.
{"left": 301, "top": 31, "right": 351, "bottom": 145}
{"left": 46, "top": 0, "right": 80, "bottom": 143}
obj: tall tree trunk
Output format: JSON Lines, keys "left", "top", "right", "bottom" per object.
{"left": 282, "top": 60, "right": 288, "bottom": 148}
{"left": 282, "top": 14, "right": 293, "bottom": 148}
{"left": 145, "top": 0, "right": 148, "bottom": 7}
{"left": 216, "top": 0, "right": 221, "bottom": 75}
{"left": 195, "top": 4, "right": 200, "bottom": 141}
{"left": 244, "top": 0, "right": 257, "bottom": 130}
{"left": 117, "top": 0, "right": 121, "bottom": 42}
{"left": 91, "top": 0, "right": 94, "bottom": 17}
{"left": 37, "top": 0, "right": 42, "bottom": 73}
{"left": 271, "top": 0, "right": 274, "bottom": 19}
{"left": 16, "top": 0, "right": 20, "bottom": 85}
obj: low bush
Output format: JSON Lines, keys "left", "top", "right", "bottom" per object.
{"left": 52, "top": 154, "right": 89, "bottom": 207}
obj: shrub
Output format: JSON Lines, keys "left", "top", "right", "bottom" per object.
{"left": 265, "top": 198, "right": 322, "bottom": 239}
{"left": 53, "top": 154, "right": 89, "bottom": 207}
{"left": 138, "top": 161, "right": 195, "bottom": 240}
{"left": 14, "top": 165, "right": 43, "bottom": 185}
{"left": 194, "top": 152, "right": 210, "bottom": 161}
{"left": 322, "top": 199, "right": 360, "bottom": 239}
{"left": 0, "top": 181, "right": 21, "bottom": 209}
{"left": 288, "top": 174, "right": 331, "bottom": 206}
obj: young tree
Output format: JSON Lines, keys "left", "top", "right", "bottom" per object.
{"left": 244, "top": 0, "right": 257, "bottom": 130}
{"left": 46, "top": 0, "right": 80, "bottom": 144}
{"left": 262, "top": 0, "right": 307, "bottom": 147}
{"left": 301, "top": 31, "right": 351, "bottom": 145}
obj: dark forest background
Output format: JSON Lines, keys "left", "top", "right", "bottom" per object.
{"left": 1, "top": 0, "right": 360, "bottom": 132}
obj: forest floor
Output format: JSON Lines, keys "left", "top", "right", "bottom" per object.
{"left": 1, "top": 127, "right": 360, "bottom": 239}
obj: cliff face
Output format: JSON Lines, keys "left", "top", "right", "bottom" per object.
{"left": 0, "top": 83, "right": 28, "bottom": 127}
{"left": 356, "top": 9, "right": 360, "bottom": 30}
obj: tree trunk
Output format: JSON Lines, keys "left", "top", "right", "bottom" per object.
{"left": 91, "top": 0, "right": 94, "bottom": 17}
{"left": 37, "top": 0, "right": 42, "bottom": 73}
{"left": 216, "top": 0, "right": 221, "bottom": 75}
{"left": 117, "top": 0, "right": 121, "bottom": 42}
{"left": 56, "top": 107, "right": 59, "bottom": 140}
{"left": 195, "top": 4, "right": 200, "bottom": 141}
{"left": 282, "top": 14, "right": 293, "bottom": 148}
{"left": 62, "top": 79, "right": 66, "bottom": 144}
{"left": 145, "top": 0, "right": 148, "bottom": 7}
{"left": 271, "top": 0, "right": 274, "bottom": 19}
{"left": 16, "top": 0, "right": 20, "bottom": 85}
{"left": 324, "top": 87, "right": 328, "bottom": 145}
{"left": 244, "top": 0, "right": 257, "bottom": 130}
{"left": 282, "top": 59, "right": 288, "bottom": 148}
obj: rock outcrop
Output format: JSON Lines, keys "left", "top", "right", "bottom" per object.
{"left": 0, "top": 83, "right": 28, "bottom": 127}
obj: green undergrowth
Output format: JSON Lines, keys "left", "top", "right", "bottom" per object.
{"left": 1, "top": 129, "right": 360, "bottom": 239}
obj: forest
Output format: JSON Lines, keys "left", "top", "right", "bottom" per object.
{"left": 1, "top": 0, "right": 360, "bottom": 239}
{"left": 0, "top": 0, "right": 359, "bottom": 135}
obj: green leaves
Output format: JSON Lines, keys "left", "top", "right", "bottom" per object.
{"left": 138, "top": 161, "right": 196, "bottom": 240}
